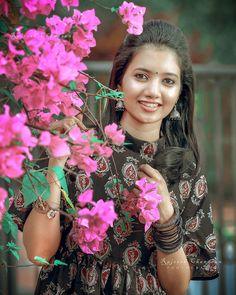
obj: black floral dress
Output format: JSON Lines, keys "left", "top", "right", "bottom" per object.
{"left": 9, "top": 132, "right": 219, "bottom": 294}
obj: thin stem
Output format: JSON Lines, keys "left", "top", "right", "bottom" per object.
{"left": 89, "top": 0, "right": 112, "bottom": 10}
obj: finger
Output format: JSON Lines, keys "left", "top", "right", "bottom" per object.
{"left": 137, "top": 172, "right": 156, "bottom": 184}
{"left": 139, "top": 164, "right": 163, "bottom": 179}
{"left": 72, "top": 116, "right": 89, "bottom": 131}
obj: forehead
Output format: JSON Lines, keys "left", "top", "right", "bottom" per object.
{"left": 126, "top": 45, "right": 181, "bottom": 75}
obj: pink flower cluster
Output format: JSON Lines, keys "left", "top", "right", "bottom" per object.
{"left": 104, "top": 123, "right": 125, "bottom": 146}
{"left": 122, "top": 177, "right": 162, "bottom": 231}
{"left": 20, "top": 0, "right": 56, "bottom": 19}
{"left": 0, "top": 8, "right": 100, "bottom": 127}
{"left": 0, "top": 187, "right": 7, "bottom": 227}
{"left": 0, "top": 0, "right": 8, "bottom": 16}
{"left": 20, "top": 0, "right": 79, "bottom": 19}
{"left": 67, "top": 126, "right": 113, "bottom": 176}
{"left": 0, "top": 105, "right": 37, "bottom": 178}
{"left": 119, "top": 1, "right": 146, "bottom": 35}
{"left": 39, "top": 131, "right": 71, "bottom": 158}
{"left": 70, "top": 189, "right": 117, "bottom": 254}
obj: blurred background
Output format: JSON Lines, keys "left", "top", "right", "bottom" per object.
{"left": 0, "top": 0, "right": 236, "bottom": 294}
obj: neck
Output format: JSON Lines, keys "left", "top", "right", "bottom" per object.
{"left": 120, "top": 117, "right": 161, "bottom": 142}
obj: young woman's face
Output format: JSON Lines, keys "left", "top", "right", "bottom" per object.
{"left": 119, "top": 46, "right": 181, "bottom": 133}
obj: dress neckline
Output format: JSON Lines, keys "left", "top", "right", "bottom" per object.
{"left": 123, "top": 130, "right": 166, "bottom": 162}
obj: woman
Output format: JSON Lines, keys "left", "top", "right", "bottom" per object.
{"left": 10, "top": 20, "right": 219, "bottom": 294}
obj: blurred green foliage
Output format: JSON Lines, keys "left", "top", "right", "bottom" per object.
{"left": 79, "top": 0, "right": 236, "bottom": 64}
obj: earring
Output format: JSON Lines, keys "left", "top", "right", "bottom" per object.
{"left": 169, "top": 105, "right": 181, "bottom": 120}
{"left": 115, "top": 100, "right": 125, "bottom": 111}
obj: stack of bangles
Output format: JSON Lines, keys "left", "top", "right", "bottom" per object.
{"left": 152, "top": 206, "right": 183, "bottom": 253}
{"left": 33, "top": 198, "right": 60, "bottom": 219}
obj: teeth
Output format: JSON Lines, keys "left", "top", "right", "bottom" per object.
{"left": 140, "top": 102, "right": 159, "bottom": 108}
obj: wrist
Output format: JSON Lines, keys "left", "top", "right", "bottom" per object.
{"left": 158, "top": 203, "right": 175, "bottom": 224}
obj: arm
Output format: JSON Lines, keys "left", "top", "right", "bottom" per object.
{"left": 157, "top": 248, "right": 192, "bottom": 295}
{"left": 139, "top": 164, "right": 191, "bottom": 295}
{"left": 23, "top": 158, "right": 64, "bottom": 264}
{"left": 23, "top": 116, "right": 85, "bottom": 265}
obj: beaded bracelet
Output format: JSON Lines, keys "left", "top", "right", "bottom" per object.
{"left": 152, "top": 206, "right": 183, "bottom": 253}
{"left": 33, "top": 198, "right": 60, "bottom": 220}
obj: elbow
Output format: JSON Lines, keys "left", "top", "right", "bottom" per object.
{"left": 26, "top": 248, "right": 54, "bottom": 266}
{"left": 163, "top": 282, "right": 189, "bottom": 295}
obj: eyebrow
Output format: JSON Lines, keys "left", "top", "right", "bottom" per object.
{"left": 134, "top": 68, "right": 180, "bottom": 78}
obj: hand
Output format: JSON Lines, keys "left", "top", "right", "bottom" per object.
{"left": 48, "top": 114, "right": 87, "bottom": 168}
{"left": 138, "top": 164, "right": 174, "bottom": 224}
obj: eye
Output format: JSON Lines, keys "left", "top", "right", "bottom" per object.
{"left": 135, "top": 73, "right": 148, "bottom": 80}
{"left": 163, "top": 78, "right": 176, "bottom": 86}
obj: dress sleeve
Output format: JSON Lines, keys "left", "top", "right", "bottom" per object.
{"left": 180, "top": 170, "right": 219, "bottom": 280}
{"left": 8, "top": 192, "right": 32, "bottom": 232}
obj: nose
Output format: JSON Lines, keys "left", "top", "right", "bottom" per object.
{"left": 145, "top": 78, "right": 161, "bottom": 99}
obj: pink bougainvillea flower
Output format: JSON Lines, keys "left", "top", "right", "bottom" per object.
{"left": 122, "top": 177, "right": 162, "bottom": 232}
{"left": 0, "top": 187, "right": 8, "bottom": 226}
{"left": 8, "top": 40, "right": 25, "bottom": 56}
{"left": 24, "top": 28, "right": 47, "bottom": 56}
{"left": 68, "top": 151, "right": 97, "bottom": 176}
{"left": 118, "top": 1, "right": 146, "bottom": 35}
{"left": 70, "top": 194, "right": 117, "bottom": 254}
{"left": 21, "top": 0, "right": 56, "bottom": 20}
{"left": 80, "top": 9, "right": 101, "bottom": 32}
{"left": 47, "top": 135, "right": 71, "bottom": 158}
{"left": 0, "top": 51, "right": 8, "bottom": 75}
{"left": 0, "top": 105, "right": 37, "bottom": 178}
{"left": 60, "top": 0, "right": 79, "bottom": 10}
{"left": 93, "top": 144, "right": 113, "bottom": 158}
{"left": 104, "top": 123, "right": 125, "bottom": 146}
{"left": 38, "top": 131, "right": 51, "bottom": 146}
{"left": 0, "top": 147, "right": 27, "bottom": 178}
{"left": 46, "top": 15, "right": 72, "bottom": 35}
{"left": 77, "top": 189, "right": 93, "bottom": 207}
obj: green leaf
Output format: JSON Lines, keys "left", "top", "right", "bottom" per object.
{"left": 4, "top": 197, "right": 9, "bottom": 210}
{"left": 6, "top": 241, "right": 21, "bottom": 250}
{"left": 0, "top": 245, "right": 4, "bottom": 251}
{"left": 68, "top": 80, "right": 77, "bottom": 91}
{"left": 24, "top": 159, "right": 39, "bottom": 169}
{"left": 6, "top": 241, "right": 21, "bottom": 259}
{"left": 8, "top": 187, "right": 14, "bottom": 197}
{"left": 90, "top": 136, "right": 104, "bottom": 144}
{"left": 54, "top": 259, "right": 68, "bottom": 266}
{"left": 10, "top": 250, "right": 20, "bottom": 261}
{"left": 66, "top": 208, "right": 77, "bottom": 215}
{"left": 61, "top": 87, "right": 69, "bottom": 93}
{"left": 0, "top": 176, "right": 11, "bottom": 184}
{"left": 52, "top": 113, "right": 65, "bottom": 120}
{"left": 22, "top": 171, "right": 50, "bottom": 206}
{"left": 50, "top": 166, "right": 68, "bottom": 195}
{"left": 34, "top": 256, "right": 50, "bottom": 265}
{"left": 61, "top": 189, "right": 75, "bottom": 210}
{"left": 2, "top": 213, "right": 18, "bottom": 239}
{"left": 121, "top": 210, "right": 130, "bottom": 218}
{"left": 0, "top": 89, "right": 20, "bottom": 109}
{"left": 111, "top": 7, "right": 119, "bottom": 13}
{"left": 0, "top": 19, "right": 8, "bottom": 33}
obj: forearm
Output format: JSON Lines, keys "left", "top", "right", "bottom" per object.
{"left": 157, "top": 248, "right": 191, "bottom": 295}
{"left": 155, "top": 201, "right": 191, "bottom": 294}
{"left": 23, "top": 160, "right": 63, "bottom": 264}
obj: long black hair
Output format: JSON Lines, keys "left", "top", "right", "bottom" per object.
{"left": 106, "top": 20, "right": 199, "bottom": 184}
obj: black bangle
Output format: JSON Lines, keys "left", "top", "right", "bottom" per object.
{"left": 152, "top": 206, "right": 183, "bottom": 253}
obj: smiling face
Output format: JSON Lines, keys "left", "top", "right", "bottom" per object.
{"left": 119, "top": 45, "right": 181, "bottom": 140}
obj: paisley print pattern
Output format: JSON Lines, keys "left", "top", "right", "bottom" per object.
{"left": 8, "top": 131, "right": 219, "bottom": 294}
